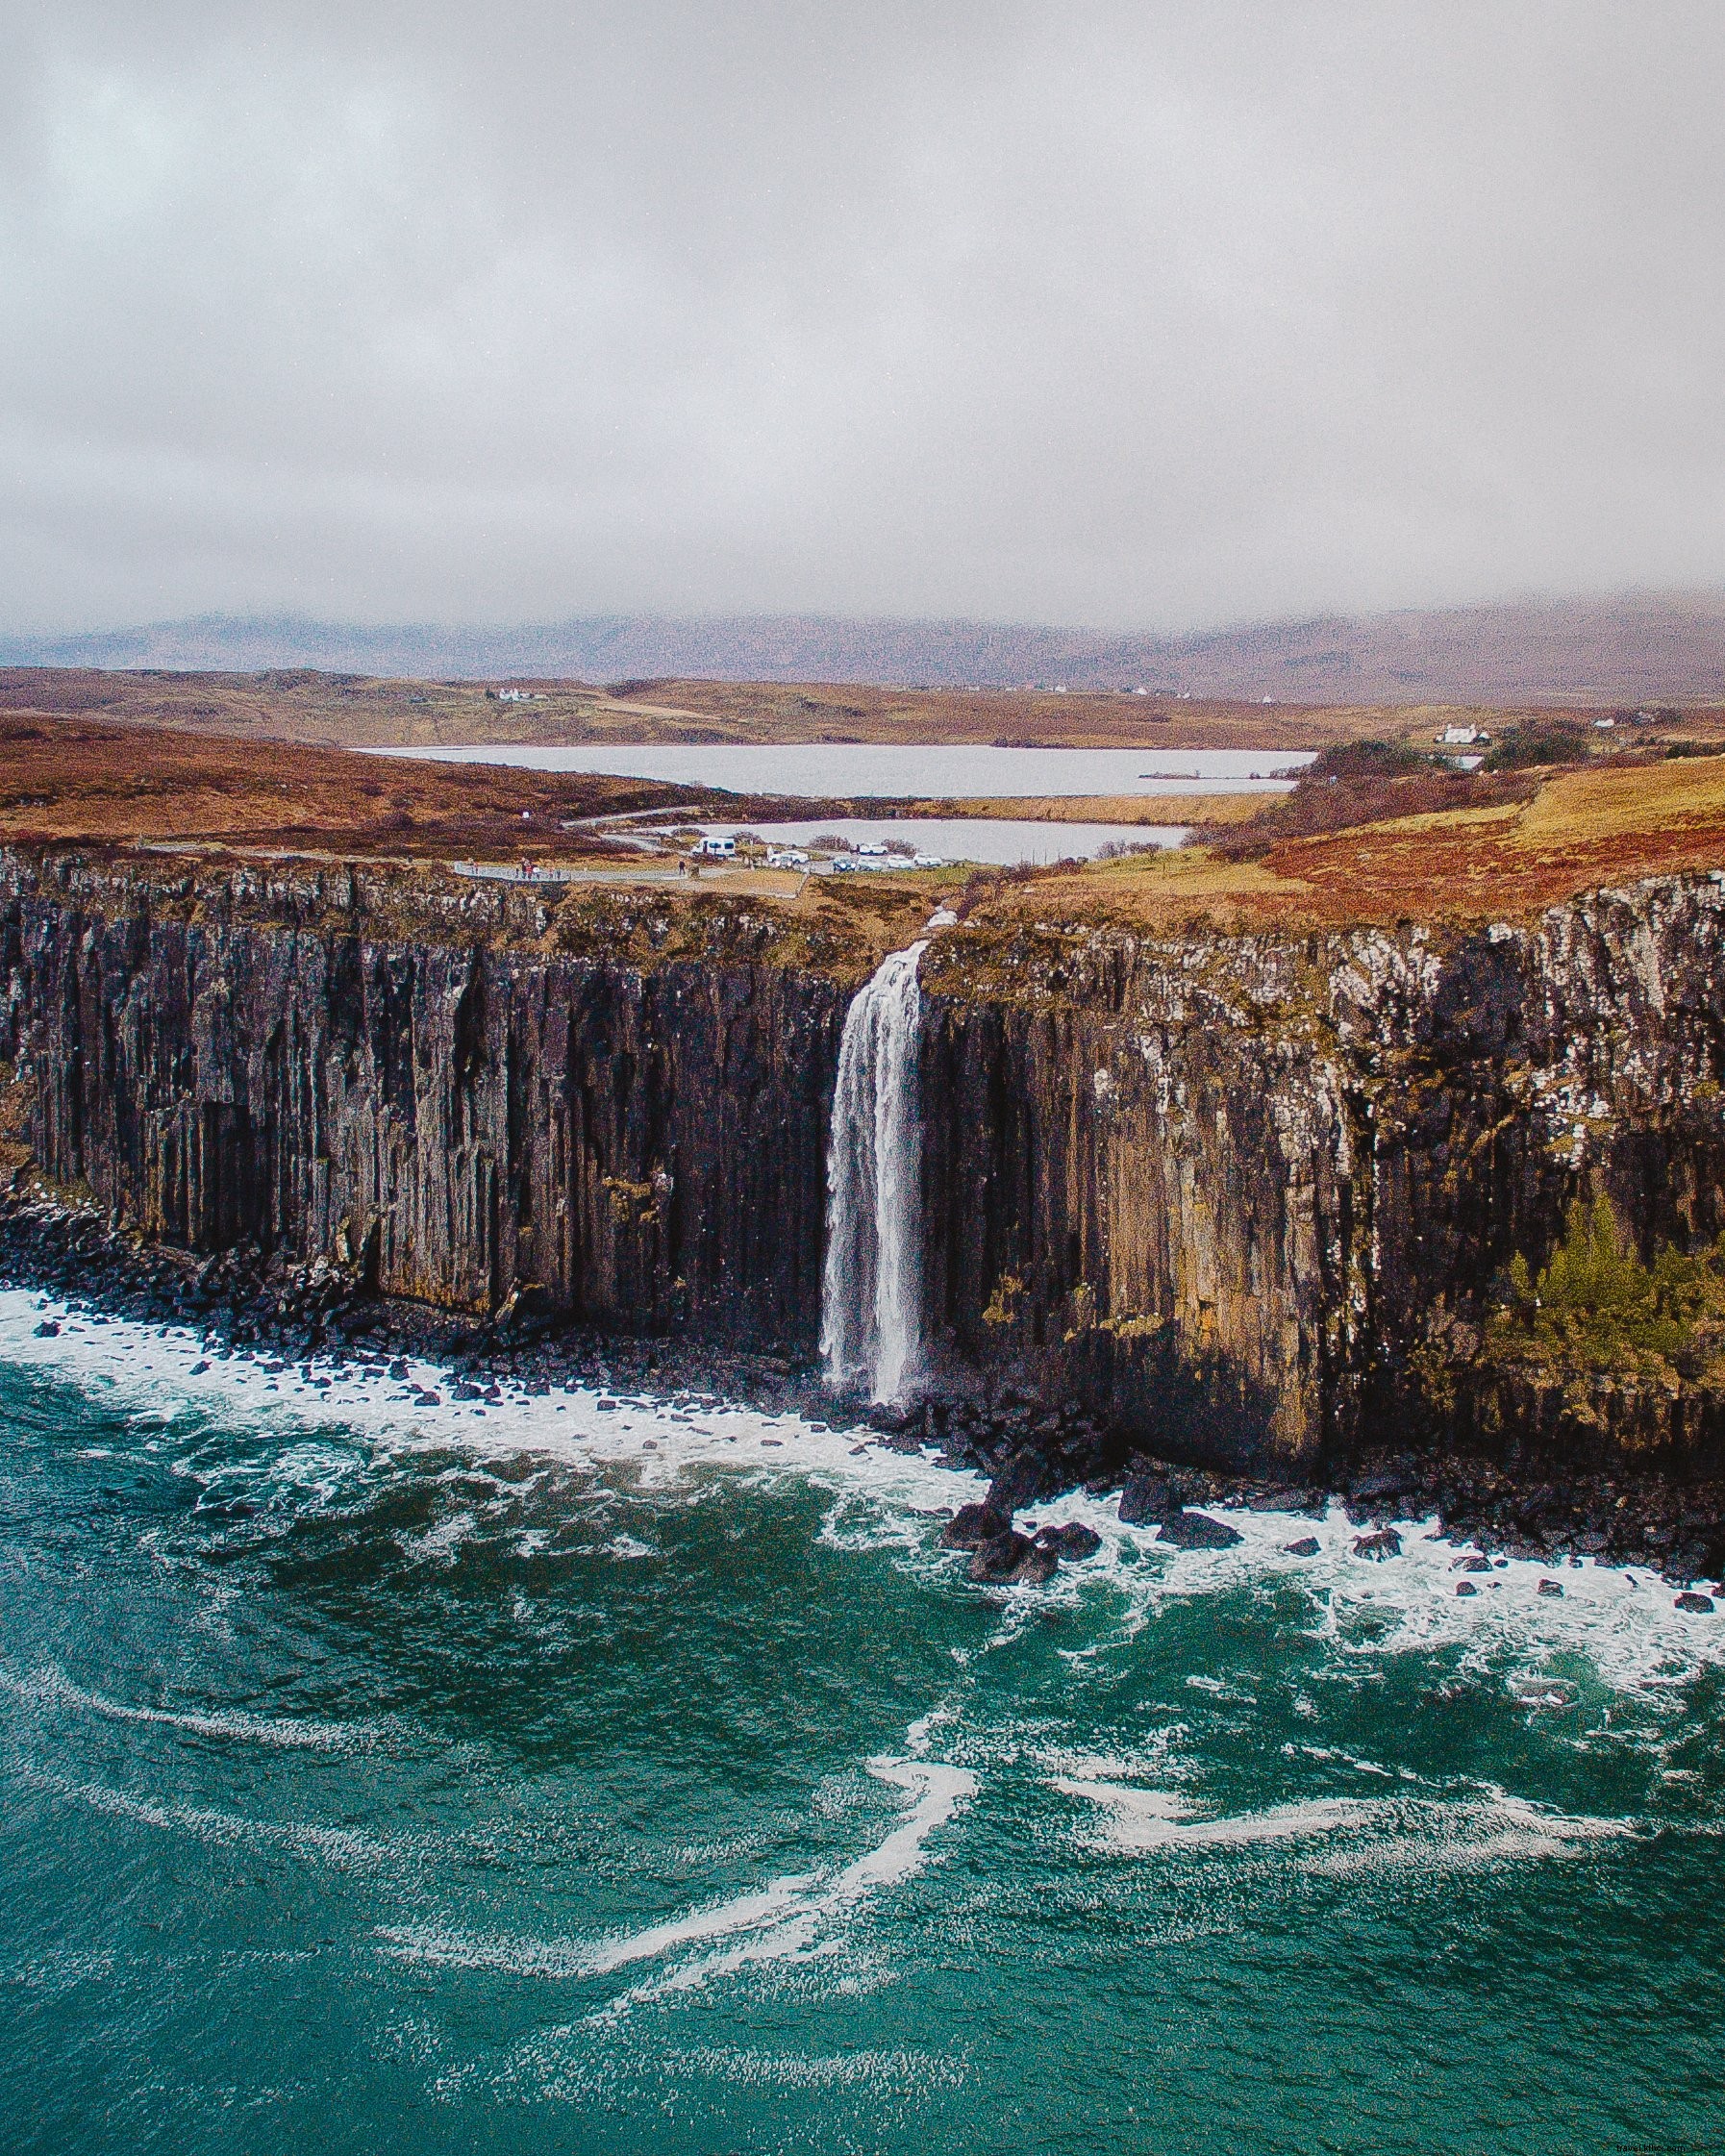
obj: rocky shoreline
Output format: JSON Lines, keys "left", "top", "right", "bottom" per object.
{"left": 4, "top": 1187, "right": 1721, "bottom": 1607}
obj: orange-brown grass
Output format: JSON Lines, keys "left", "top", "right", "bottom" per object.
{"left": 0, "top": 714, "right": 698, "bottom": 865}
{"left": 977, "top": 756, "right": 1725, "bottom": 934}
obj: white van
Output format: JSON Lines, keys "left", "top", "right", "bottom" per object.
{"left": 691, "top": 836, "right": 736, "bottom": 859}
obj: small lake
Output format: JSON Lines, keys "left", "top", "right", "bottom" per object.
{"left": 387, "top": 742, "right": 1308, "bottom": 798}
{"left": 699, "top": 817, "right": 1187, "bottom": 865}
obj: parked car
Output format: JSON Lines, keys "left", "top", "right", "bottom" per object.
{"left": 857, "top": 840, "right": 888, "bottom": 857}
{"left": 912, "top": 854, "right": 945, "bottom": 869}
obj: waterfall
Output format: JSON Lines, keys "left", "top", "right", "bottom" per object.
{"left": 820, "top": 940, "right": 928, "bottom": 1402}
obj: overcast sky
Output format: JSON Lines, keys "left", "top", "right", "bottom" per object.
{"left": 2, "top": 1, "right": 1722, "bottom": 635}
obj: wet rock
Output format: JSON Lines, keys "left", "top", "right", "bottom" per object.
{"left": 1283, "top": 1536, "right": 1321, "bottom": 1557}
{"left": 1537, "top": 1578, "right": 1564, "bottom": 1598}
{"left": 1157, "top": 1510, "right": 1243, "bottom": 1551}
{"left": 1352, "top": 1529, "right": 1402, "bottom": 1562}
{"left": 1118, "top": 1471, "right": 1177, "bottom": 1526}
{"left": 940, "top": 1502, "right": 1009, "bottom": 1551}
{"left": 986, "top": 1451, "right": 1045, "bottom": 1518}
{"left": 1247, "top": 1489, "right": 1314, "bottom": 1514}
{"left": 1012, "top": 1543, "right": 1060, "bottom": 1586}
{"left": 1034, "top": 1521, "right": 1102, "bottom": 1560}
{"left": 968, "top": 1529, "right": 1035, "bottom": 1582}
{"left": 1455, "top": 1580, "right": 1478, "bottom": 1597}
{"left": 1675, "top": 1591, "right": 1716, "bottom": 1613}
{"left": 1452, "top": 1555, "right": 1493, "bottom": 1573}
{"left": 32, "top": 1318, "right": 58, "bottom": 1336}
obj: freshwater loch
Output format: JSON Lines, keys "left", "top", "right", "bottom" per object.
{"left": 387, "top": 743, "right": 1311, "bottom": 797}
{"left": 4, "top": 1288, "right": 1725, "bottom": 2156}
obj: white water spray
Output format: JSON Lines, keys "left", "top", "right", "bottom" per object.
{"left": 820, "top": 940, "right": 928, "bottom": 1401}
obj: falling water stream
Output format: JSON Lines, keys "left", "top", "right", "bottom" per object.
{"left": 819, "top": 940, "right": 928, "bottom": 1401}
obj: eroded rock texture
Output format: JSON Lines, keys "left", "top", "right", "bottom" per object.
{"left": 0, "top": 855, "right": 846, "bottom": 1349}
{"left": 6, "top": 849, "right": 1725, "bottom": 1467}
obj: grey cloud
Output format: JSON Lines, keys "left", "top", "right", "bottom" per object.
{"left": 1, "top": 1, "right": 1722, "bottom": 635}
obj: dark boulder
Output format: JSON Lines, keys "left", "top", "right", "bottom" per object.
{"left": 1283, "top": 1536, "right": 1321, "bottom": 1558}
{"left": 941, "top": 1503, "right": 1010, "bottom": 1551}
{"left": 986, "top": 1452, "right": 1045, "bottom": 1518}
{"left": 967, "top": 1529, "right": 1059, "bottom": 1585}
{"left": 1452, "top": 1555, "right": 1492, "bottom": 1573}
{"left": 1352, "top": 1529, "right": 1402, "bottom": 1562}
{"left": 1675, "top": 1591, "right": 1716, "bottom": 1614}
{"left": 1158, "top": 1510, "right": 1243, "bottom": 1551}
{"left": 1035, "top": 1521, "right": 1103, "bottom": 1560}
{"left": 1537, "top": 1578, "right": 1564, "bottom": 1598}
{"left": 1456, "top": 1580, "right": 1478, "bottom": 1597}
{"left": 33, "top": 1319, "right": 59, "bottom": 1337}
{"left": 1119, "top": 1472, "right": 1178, "bottom": 1526}
{"left": 1012, "top": 1543, "right": 1061, "bottom": 1586}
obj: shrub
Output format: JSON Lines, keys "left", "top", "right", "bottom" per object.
{"left": 1487, "top": 1196, "right": 1725, "bottom": 1383}
{"left": 1482, "top": 723, "right": 1589, "bottom": 772}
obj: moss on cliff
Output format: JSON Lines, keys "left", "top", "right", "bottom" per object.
{"left": 1481, "top": 1197, "right": 1725, "bottom": 1401}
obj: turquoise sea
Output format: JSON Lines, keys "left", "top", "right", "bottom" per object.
{"left": 3, "top": 1285, "right": 1723, "bottom": 2154}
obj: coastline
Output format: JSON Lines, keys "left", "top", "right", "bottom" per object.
{"left": 5, "top": 1185, "right": 1721, "bottom": 1604}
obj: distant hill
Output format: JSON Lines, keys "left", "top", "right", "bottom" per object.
{"left": 5, "top": 591, "right": 1725, "bottom": 703}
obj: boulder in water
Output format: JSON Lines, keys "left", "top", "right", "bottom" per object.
{"left": 1456, "top": 1580, "right": 1478, "bottom": 1597}
{"left": 1119, "top": 1472, "right": 1177, "bottom": 1526}
{"left": 1675, "top": 1591, "right": 1716, "bottom": 1613}
{"left": 1283, "top": 1536, "right": 1321, "bottom": 1557}
{"left": 1537, "top": 1578, "right": 1564, "bottom": 1598}
{"left": 941, "top": 1503, "right": 1009, "bottom": 1551}
{"left": 968, "top": 1529, "right": 1035, "bottom": 1582}
{"left": 1158, "top": 1510, "right": 1243, "bottom": 1551}
{"left": 1352, "top": 1529, "right": 1402, "bottom": 1561}
{"left": 1035, "top": 1521, "right": 1102, "bottom": 1560}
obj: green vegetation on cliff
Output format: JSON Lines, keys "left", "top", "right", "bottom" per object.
{"left": 1486, "top": 1198, "right": 1725, "bottom": 1391}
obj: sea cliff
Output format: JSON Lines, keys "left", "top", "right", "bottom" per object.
{"left": 5, "top": 846, "right": 1725, "bottom": 1481}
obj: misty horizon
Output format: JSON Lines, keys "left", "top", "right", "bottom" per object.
{"left": 4, "top": 4, "right": 1723, "bottom": 639}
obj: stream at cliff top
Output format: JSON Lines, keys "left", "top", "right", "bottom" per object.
{"left": 5, "top": 1291, "right": 1725, "bottom": 2154}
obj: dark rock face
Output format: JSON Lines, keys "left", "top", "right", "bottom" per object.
{"left": 9, "top": 852, "right": 1725, "bottom": 1494}
{"left": 1675, "top": 1591, "right": 1715, "bottom": 1613}
{"left": 917, "top": 876, "right": 1725, "bottom": 1467}
{"left": 0, "top": 856, "right": 848, "bottom": 1353}
{"left": 1352, "top": 1529, "right": 1403, "bottom": 1561}
{"left": 1157, "top": 1510, "right": 1243, "bottom": 1551}
{"left": 1283, "top": 1535, "right": 1321, "bottom": 1557}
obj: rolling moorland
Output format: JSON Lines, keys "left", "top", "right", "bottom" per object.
{"left": 9, "top": 587, "right": 1725, "bottom": 701}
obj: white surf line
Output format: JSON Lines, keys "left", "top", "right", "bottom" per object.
{"left": 0, "top": 1287, "right": 983, "bottom": 1519}
{"left": 0, "top": 1666, "right": 385, "bottom": 1754}
{"left": 1050, "top": 1768, "right": 1640, "bottom": 1868}
{"left": 29, "top": 1769, "right": 396, "bottom": 1872}
{"left": 374, "top": 1751, "right": 977, "bottom": 2017}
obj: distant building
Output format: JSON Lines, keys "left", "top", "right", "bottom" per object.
{"left": 1436, "top": 724, "right": 1490, "bottom": 745}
